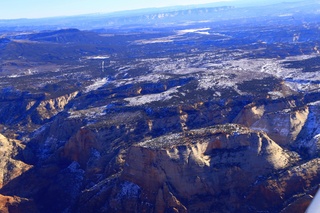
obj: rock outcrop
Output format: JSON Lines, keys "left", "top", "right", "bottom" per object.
{"left": 234, "top": 100, "right": 309, "bottom": 146}
{"left": 281, "top": 194, "right": 313, "bottom": 213}
{"left": 0, "top": 194, "right": 37, "bottom": 213}
{"left": 63, "top": 128, "right": 98, "bottom": 168}
{"left": 247, "top": 159, "right": 320, "bottom": 212}
{"left": 295, "top": 102, "right": 320, "bottom": 157}
{"left": 0, "top": 134, "right": 32, "bottom": 188}
{"left": 34, "top": 91, "right": 78, "bottom": 121}
{"left": 108, "top": 124, "right": 298, "bottom": 212}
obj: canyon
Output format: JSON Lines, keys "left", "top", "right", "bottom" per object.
{"left": 0, "top": 0, "right": 320, "bottom": 212}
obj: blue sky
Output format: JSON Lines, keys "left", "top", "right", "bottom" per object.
{"left": 0, "top": 0, "right": 234, "bottom": 19}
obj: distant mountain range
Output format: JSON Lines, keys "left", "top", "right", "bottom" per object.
{"left": 0, "top": 0, "right": 317, "bottom": 32}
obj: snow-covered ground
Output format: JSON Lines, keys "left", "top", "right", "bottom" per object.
{"left": 176, "top": 28, "right": 211, "bottom": 35}
{"left": 230, "top": 55, "right": 320, "bottom": 93}
{"left": 124, "top": 86, "right": 181, "bottom": 106}
{"left": 134, "top": 28, "right": 212, "bottom": 45}
{"left": 134, "top": 38, "right": 174, "bottom": 44}
{"left": 68, "top": 106, "right": 106, "bottom": 119}
{"left": 85, "top": 55, "right": 110, "bottom": 60}
{"left": 84, "top": 78, "right": 108, "bottom": 93}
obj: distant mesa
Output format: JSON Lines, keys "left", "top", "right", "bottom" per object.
{"left": 0, "top": 38, "right": 10, "bottom": 44}
{"left": 0, "top": 38, "right": 11, "bottom": 49}
{"left": 28, "top": 28, "right": 101, "bottom": 44}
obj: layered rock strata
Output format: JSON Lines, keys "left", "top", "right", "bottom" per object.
{"left": 110, "top": 124, "right": 298, "bottom": 212}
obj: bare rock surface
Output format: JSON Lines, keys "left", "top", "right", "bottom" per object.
{"left": 247, "top": 159, "right": 320, "bottom": 212}
{"left": 116, "top": 124, "right": 297, "bottom": 212}
{"left": 0, "top": 194, "right": 37, "bottom": 213}
{"left": 0, "top": 134, "right": 32, "bottom": 188}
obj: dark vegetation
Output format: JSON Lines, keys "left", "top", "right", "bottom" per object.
{"left": 283, "top": 56, "right": 320, "bottom": 73}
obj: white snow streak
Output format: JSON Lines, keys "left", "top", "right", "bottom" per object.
{"left": 84, "top": 78, "right": 108, "bottom": 93}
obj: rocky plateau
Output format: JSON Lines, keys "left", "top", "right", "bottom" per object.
{"left": 0, "top": 0, "right": 320, "bottom": 212}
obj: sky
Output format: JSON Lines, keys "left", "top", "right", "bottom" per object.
{"left": 0, "top": 0, "right": 233, "bottom": 19}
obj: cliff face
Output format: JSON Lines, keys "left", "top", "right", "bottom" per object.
{"left": 234, "top": 100, "right": 309, "bottom": 146}
{"left": 234, "top": 99, "right": 320, "bottom": 159}
{"left": 34, "top": 91, "right": 78, "bottom": 121}
{"left": 295, "top": 102, "right": 320, "bottom": 157}
{"left": 0, "top": 134, "right": 32, "bottom": 188}
{"left": 0, "top": 91, "right": 78, "bottom": 139}
{"left": 106, "top": 124, "right": 298, "bottom": 212}
{"left": 247, "top": 158, "right": 320, "bottom": 212}
{"left": 63, "top": 128, "right": 99, "bottom": 168}
{"left": 1, "top": 92, "right": 320, "bottom": 212}
{"left": 0, "top": 194, "right": 37, "bottom": 213}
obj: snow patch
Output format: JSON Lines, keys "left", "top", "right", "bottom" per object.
{"left": 84, "top": 78, "right": 108, "bottom": 93}
{"left": 124, "top": 86, "right": 180, "bottom": 106}
{"left": 135, "top": 38, "right": 174, "bottom": 44}
{"left": 112, "top": 74, "right": 171, "bottom": 87}
{"left": 177, "top": 28, "right": 211, "bottom": 35}
{"left": 117, "top": 181, "right": 140, "bottom": 199}
{"left": 7, "top": 74, "right": 21, "bottom": 78}
{"left": 67, "top": 161, "right": 82, "bottom": 171}
{"left": 32, "top": 124, "right": 48, "bottom": 137}
{"left": 278, "top": 13, "right": 293, "bottom": 17}
{"left": 68, "top": 106, "right": 106, "bottom": 119}
{"left": 85, "top": 55, "right": 110, "bottom": 60}
{"left": 268, "top": 91, "right": 285, "bottom": 99}
{"left": 196, "top": 31, "right": 210, "bottom": 35}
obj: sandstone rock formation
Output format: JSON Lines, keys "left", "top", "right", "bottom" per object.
{"left": 34, "top": 91, "right": 78, "bottom": 121}
{"left": 234, "top": 100, "right": 309, "bottom": 146}
{"left": 295, "top": 102, "right": 320, "bottom": 157}
{"left": 106, "top": 124, "right": 299, "bottom": 212}
{"left": 0, "top": 194, "right": 37, "bottom": 213}
{"left": 0, "top": 134, "right": 32, "bottom": 188}
{"left": 247, "top": 159, "right": 320, "bottom": 212}
{"left": 63, "top": 128, "right": 99, "bottom": 168}
{"left": 281, "top": 195, "right": 313, "bottom": 213}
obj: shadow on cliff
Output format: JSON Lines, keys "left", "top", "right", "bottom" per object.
{"left": 0, "top": 158, "right": 83, "bottom": 213}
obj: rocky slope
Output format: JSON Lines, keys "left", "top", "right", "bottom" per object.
{"left": 0, "top": 88, "right": 320, "bottom": 212}
{"left": 0, "top": 1, "right": 320, "bottom": 212}
{"left": 234, "top": 99, "right": 309, "bottom": 146}
{"left": 247, "top": 158, "right": 320, "bottom": 212}
{"left": 0, "top": 134, "right": 32, "bottom": 188}
{"left": 106, "top": 124, "right": 298, "bottom": 212}
{"left": 0, "top": 194, "right": 37, "bottom": 213}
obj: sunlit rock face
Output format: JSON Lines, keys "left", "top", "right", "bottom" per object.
{"left": 34, "top": 91, "right": 79, "bottom": 121}
{"left": 235, "top": 99, "right": 320, "bottom": 159}
{"left": 0, "top": 194, "right": 37, "bottom": 213}
{"left": 295, "top": 102, "right": 320, "bottom": 157}
{"left": 0, "top": 134, "right": 32, "bottom": 189}
{"left": 234, "top": 100, "right": 309, "bottom": 146}
{"left": 110, "top": 124, "right": 298, "bottom": 212}
{"left": 0, "top": 91, "right": 78, "bottom": 128}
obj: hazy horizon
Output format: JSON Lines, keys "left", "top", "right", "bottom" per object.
{"left": 0, "top": 0, "right": 234, "bottom": 20}
{"left": 0, "top": 0, "right": 306, "bottom": 20}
